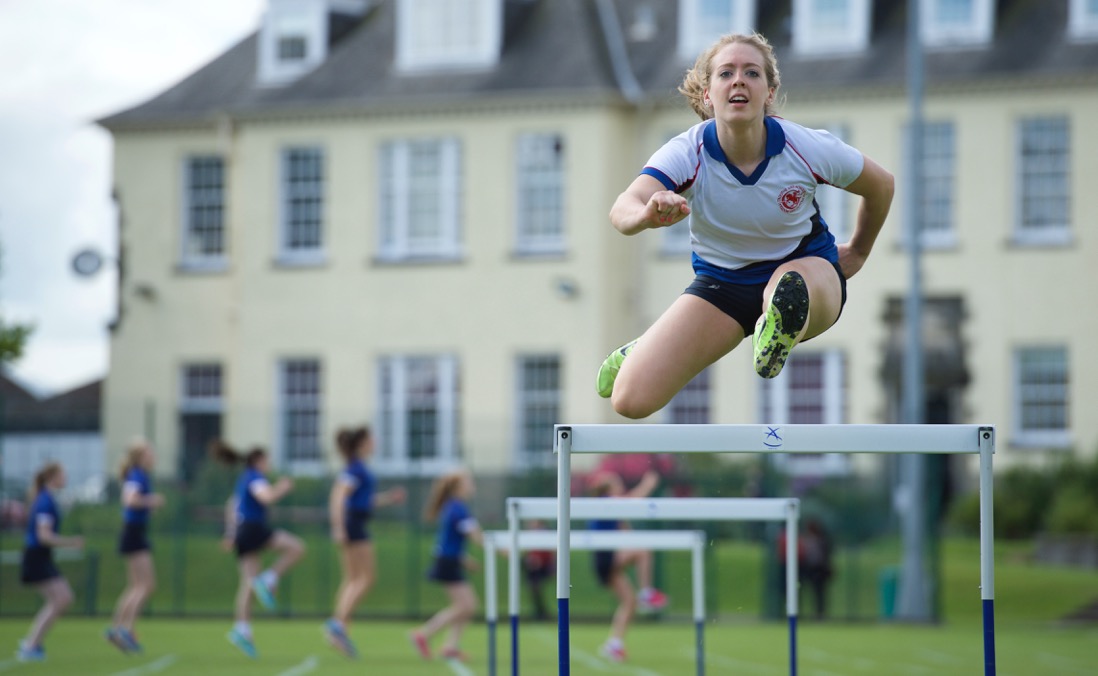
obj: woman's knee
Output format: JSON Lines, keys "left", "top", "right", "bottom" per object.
{"left": 610, "top": 388, "right": 661, "bottom": 420}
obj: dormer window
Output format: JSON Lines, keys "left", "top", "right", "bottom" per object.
{"left": 921, "top": 0, "right": 994, "bottom": 48}
{"left": 278, "top": 35, "right": 308, "bottom": 62}
{"left": 677, "top": 0, "right": 755, "bottom": 61}
{"left": 396, "top": 0, "right": 502, "bottom": 72}
{"left": 257, "top": 0, "right": 329, "bottom": 86}
{"left": 792, "top": 0, "right": 871, "bottom": 56}
{"left": 1068, "top": 0, "right": 1098, "bottom": 41}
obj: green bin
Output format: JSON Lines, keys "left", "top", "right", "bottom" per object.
{"left": 878, "top": 566, "right": 899, "bottom": 619}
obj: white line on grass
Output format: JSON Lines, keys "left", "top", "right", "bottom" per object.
{"left": 1037, "top": 652, "right": 1092, "bottom": 674}
{"left": 917, "top": 648, "right": 962, "bottom": 665}
{"left": 534, "top": 631, "right": 609, "bottom": 672}
{"left": 274, "top": 655, "right": 318, "bottom": 676}
{"left": 444, "top": 657, "right": 475, "bottom": 676}
{"left": 108, "top": 654, "right": 177, "bottom": 676}
{"left": 0, "top": 660, "right": 19, "bottom": 673}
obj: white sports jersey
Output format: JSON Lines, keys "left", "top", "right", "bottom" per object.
{"left": 641, "top": 116, "right": 864, "bottom": 274}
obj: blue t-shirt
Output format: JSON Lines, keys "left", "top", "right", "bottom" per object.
{"left": 340, "top": 459, "right": 375, "bottom": 512}
{"left": 589, "top": 518, "right": 620, "bottom": 531}
{"left": 434, "top": 498, "right": 476, "bottom": 558}
{"left": 25, "top": 490, "right": 61, "bottom": 548}
{"left": 122, "top": 467, "right": 152, "bottom": 525}
{"left": 235, "top": 468, "right": 268, "bottom": 525}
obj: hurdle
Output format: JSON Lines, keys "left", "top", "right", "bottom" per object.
{"left": 483, "top": 529, "right": 706, "bottom": 676}
{"left": 506, "top": 496, "right": 799, "bottom": 676}
{"left": 554, "top": 423, "right": 997, "bottom": 676}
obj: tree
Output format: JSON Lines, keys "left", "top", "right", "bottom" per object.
{"left": 0, "top": 319, "right": 31, "bottom": 364}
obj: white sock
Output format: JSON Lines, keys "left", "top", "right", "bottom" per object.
{"left": 234, "top": 621, "right": 252, "bottom": 638}
{"left": 639, "top": 587, "right": 654, "bottom": 599}
{"left": 606, "top": 637, "right": 623, "bottom": 650}
{"left": 260, "top": 570, "right": 278, "bottom": 588}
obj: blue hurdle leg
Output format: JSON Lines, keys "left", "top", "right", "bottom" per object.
{"left": 788, "top": 614, "right": 797, "bottom": 676}
{"left": 511, "top": 614, "right": 520, "bottom": 676}
{"left": 488, "top": 619, "right": 497, "bottom": 676}
{"left": 558, "top": 598, "right": 570, "bottom": 675}
{"left": 696, "top": 619, "right": 704, "bottom": 676}
{"left": 983, "top": 599, "right": 996, "bottom": 676}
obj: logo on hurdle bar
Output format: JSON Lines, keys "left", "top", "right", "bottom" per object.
{"left": 763, "top": 426, "right": 783, "bottom": 449}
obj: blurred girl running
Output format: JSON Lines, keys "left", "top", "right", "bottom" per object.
{"left": 16, "top": 462, "right": 84, "bottom": 662}
{"left": 323, "top": 425, "right": 406, "bottom": 657}
{"left": 410, "top": 468, "right": 482, "bottom": 662}
{"left": 213, "top": 441, "right": 305, "bottom": 658}
{"left": 106, "top": 439, "right": 164, "bottom": 653}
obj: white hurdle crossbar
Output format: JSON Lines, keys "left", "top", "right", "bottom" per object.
{"left": 509, "top": 496, "right": 800, "bottom": 676}
{"left": 484, "top": 529, "right": 706, "bottom": 676}
{"left": 554, "top": 423, "right": 997, "bottom": 676}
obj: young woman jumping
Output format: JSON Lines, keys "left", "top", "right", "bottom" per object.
{"left": 106, "top": 439, "right": 165, "bottom": 653}
{"left": 597, "top": 32, "right": 894, "bottom": 417}
{"left": 323, "top": 425, "right": 406, "bottom": 657}
{"left": 214, "top": 441, "right": 306, "bottom": 659}
{"left": 16, "top": 463, "right": 84, "bottom": 662}
{"left": 410, "top": 468, "right": 482, "bottom": 663}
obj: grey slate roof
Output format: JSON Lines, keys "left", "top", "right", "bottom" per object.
{"left": 1, "top": 375, "right": 101, "bottom": 433}
{"left": 100, "top": 0, "right": 1098, "bottom": 130}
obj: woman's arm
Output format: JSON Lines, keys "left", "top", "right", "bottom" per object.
{"left": 609, "top": 174, "right": 690, "bottom": 236}
{"left": 36, "top": 517, "right": 83, "bottom": 549}
{"left": 122, "top": 483, "right": 164, "bottom": 510}
{"left": 221, "top": 496, "right": 238, "bottom": 550}
{"left": 626, "top": 470, "right": 660, "bottom": 498}
{"left": 838, "top": 154, "right": 895, "bottom": 279}
{"left": 373, "top": 486, "right": 407, "bottom": 509}
{"left": 251, "top": 477, "right": 294, "bottom": 506}
{"left": 328, "top": 480, "right": 352, "bottom": 543}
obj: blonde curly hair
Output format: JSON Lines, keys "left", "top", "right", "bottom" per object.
{"left": 679, "top": 32, "right": 782, "bottom": 121}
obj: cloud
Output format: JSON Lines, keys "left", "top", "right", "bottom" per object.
{"left": 0, "top": 0, "right": 263, "bottom": 395}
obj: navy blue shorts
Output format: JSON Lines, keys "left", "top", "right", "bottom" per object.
{"left": 344, "top": 509, "right": 372, "bottom": 543}
{"left": 683, "top": 261, "right": 847, "bottom": 336}
{"left": 119, "top": 522, "right": 151, "bottom": 555}
{"left": 593, "top": 551, "right": 615, "bottom": 587}
{"left": 428, "top": 556, "right": 465, "bottom": 584}
{"left": 234, "top": 522, "right": 273, "bottom": 557}
{"left": 21, "top": 546, "right": 61, "bottom": 585}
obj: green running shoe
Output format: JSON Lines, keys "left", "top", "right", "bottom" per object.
{"left": 753, "top": 271, "right": 809, "bottom": 379}
{"left": 596, "top": 339, "right": 637, "bottom": 398}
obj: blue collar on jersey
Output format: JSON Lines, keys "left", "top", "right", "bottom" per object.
{"left": 702, "top": 116, "right": 786, "bottom": 186}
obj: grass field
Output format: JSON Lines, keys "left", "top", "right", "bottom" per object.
{"left": 0, "top": 617, "right": 1094, "bottom": 675}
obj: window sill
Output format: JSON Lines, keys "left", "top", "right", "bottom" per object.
{"left": 1007, "top": 232, "right": 1075, "bottom": 250}
{"left": 510, "top": 249, "right": 567, "bottom": 262}
{"left": 1009, "top": 432, "right": 1073, "bottom": 450}
{"left": 176, "top": 259, "right": 230, "bottom": 275}
{"left": 371, "top": 254, "right": 466, "bottom": 267}
{"left": 273, "top": 253, "right": 328, "bottom": 269}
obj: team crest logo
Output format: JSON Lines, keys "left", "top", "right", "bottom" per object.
{"left": 778, "top": 185, "right": 807, "bottom": 213}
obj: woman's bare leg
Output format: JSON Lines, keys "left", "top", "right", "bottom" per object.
{"left": 236, "top": 556, "right": 261, "bottom": 624}
{"left": 334, "top": 542, "right": 374, "bottom": 626}
{"left": 115, "top": 552, "right": 156, "bottom": 631}
{"left": 25, "top": 578, "right": 74, "bottom": 647}
{"left": 612, "top": 295, "right": 745, "bottom": 419}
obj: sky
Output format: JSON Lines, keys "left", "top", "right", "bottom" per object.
{"left": 0, "top": 0, "right": 265, "bottom": 396}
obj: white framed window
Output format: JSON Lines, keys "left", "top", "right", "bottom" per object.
{"left": 921, "top": 0, "right": 994, "bottom": 48}
{"left": 515, "top": 355, "right": 561, "bottom": 468}
{"left": 677, "top": 0, "right": 756, "bottom": 61}
{"left": 181, "top": 156, "right": 227, "bottom": 269}
{"left": 278, "top": 359, "right": 323, "bottom": 474}
{"left": 515, "top": 134, "right": 566, "bottom": 256}
{"left": 278, "top": 147, "right": 326, "bottom": 263}
{"left": 1013, "top": 347, "right": 1070, "bottom": 447}
{"left": 257, "top": 0, "right": 329, "bottom": 86}
{"left": 666, "top": 368, "right": 711, "bottom": 424}
{"left": 759, "top": 351, "right": 850, "bottom": 476}
{"left": 810, "top": 124, "right": 851, "bottom": 243}
{"left": 179, "top": 363, "right": 224, "bottom": 483}
{"left": 396, "top": 0, "right": 502, "bottom": 72}
{"left": 792, "top": 0, "right": 871, "bottom": 56}
{"left": 180, "top": 363, "right": 223, "bottom": 413}
{"left": 1069, "top": 0, "right": 1098, "bottom": 40}
{"left": 1015, "top": 117, "right": 1071, "bottom": 246}
{"left": 920, "top": 121, "right": 956, "bottom": 248}
{"left": 379, "top": 138, "right": 463, "bottom": 261}
{"left": 376, "top": 355, "right": 460, "bottom": 474}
